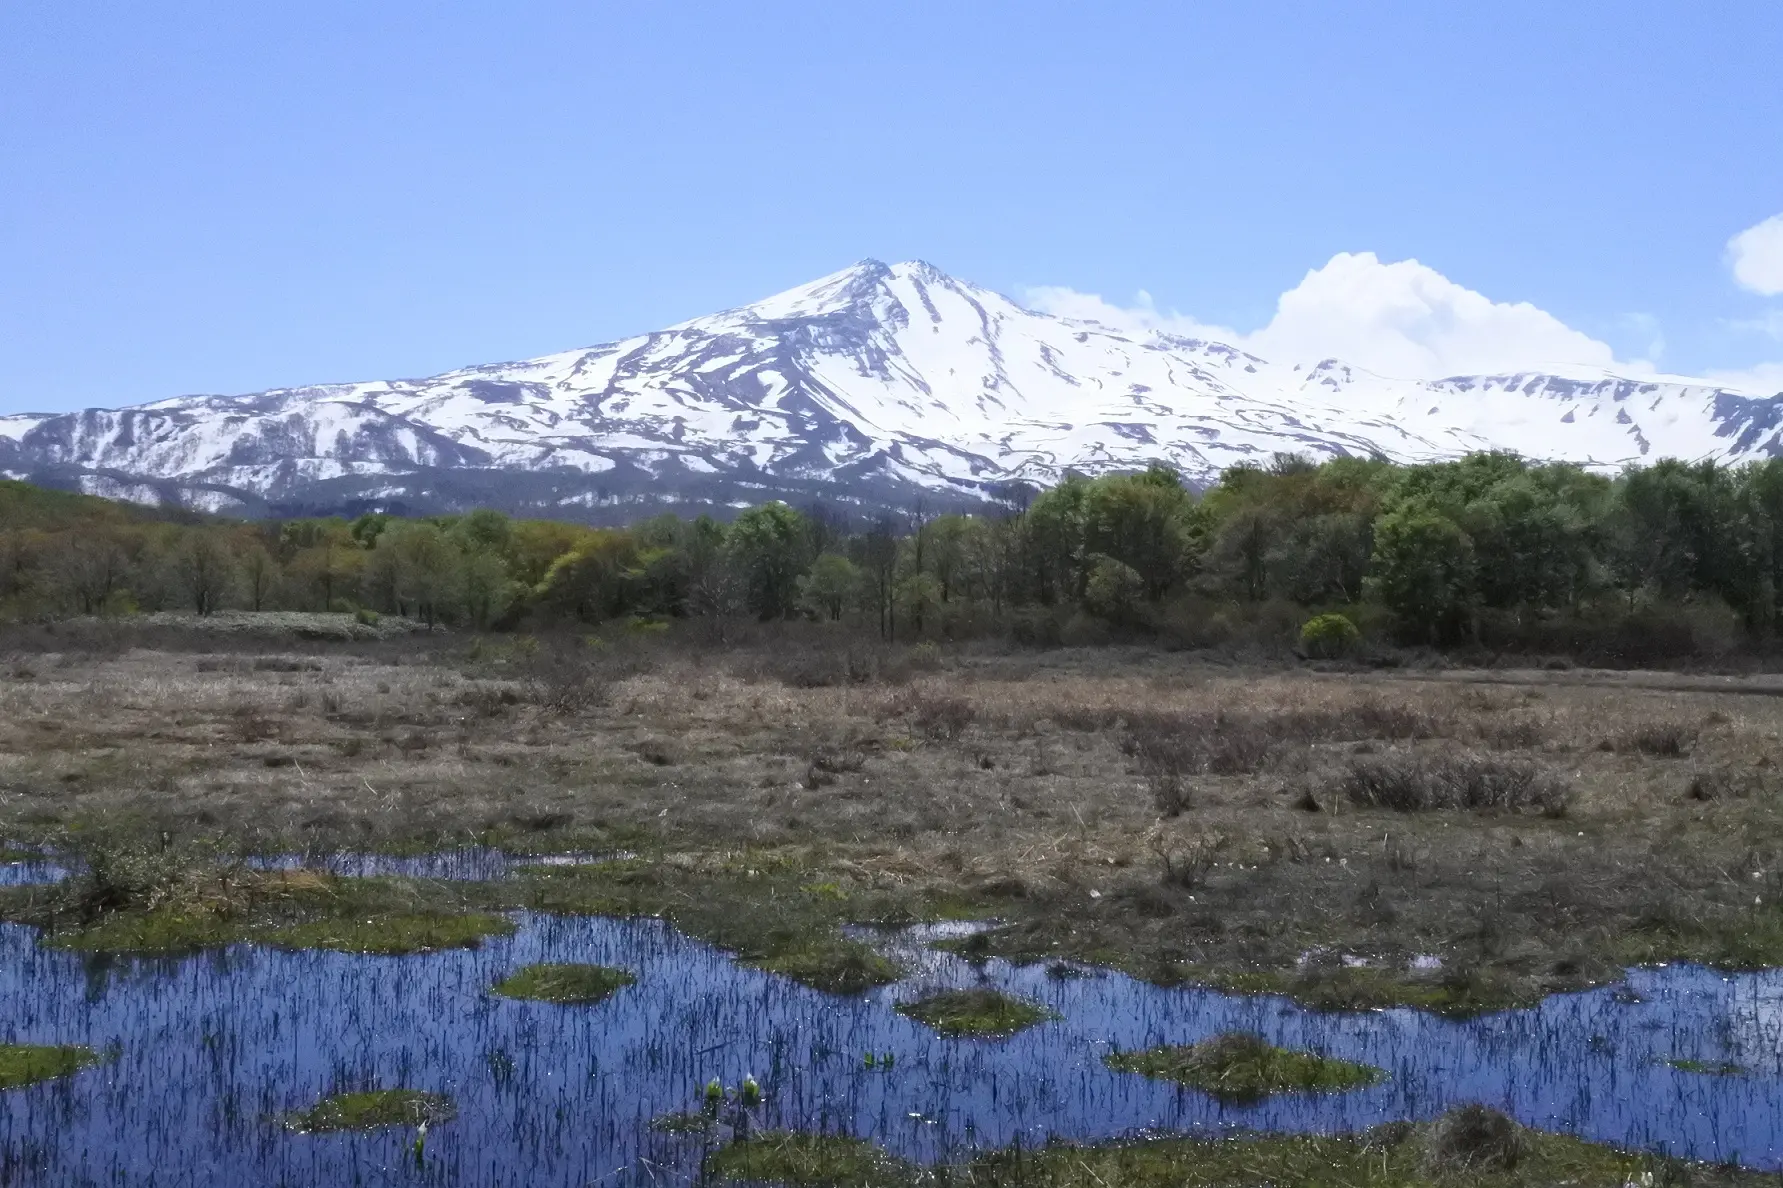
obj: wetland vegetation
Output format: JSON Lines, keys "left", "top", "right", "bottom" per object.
{"left": 701, "top": 1109, "right": 1777, "bottom": 1187}
{"left": 11, "top": 461, "right": 1783, "bottom": 1179}
{"left": 284, "top": 1088, "right": 456, "bottom": 1133}
{"left": 1103, "top": 1031, "right": 1383, "bottom": 1100}
{"left": 0, "top": 1042, "right": 101, "bottom": 1090}
{"left": 894, "top": 989, "right": 1059, "bottom": 1038}
{"left": 490, "top": 961, "right": 635, "bottom": 1004}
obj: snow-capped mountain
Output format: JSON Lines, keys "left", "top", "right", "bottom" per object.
{"left": 4, "top": 259, "right": 1781, "bottom": 521}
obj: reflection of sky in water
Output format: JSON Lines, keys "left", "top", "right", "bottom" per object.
{"left": 0, "top": 846, "right": 617, "bottom": 887}
{"left": 1, "top": 917, "right": 1782, "bottom": 1184}
{"left": 0, "top": 859, "right": 66, "bottom": 887}
{"left": 245, "top": 846, "right": 617, "bottom": 882}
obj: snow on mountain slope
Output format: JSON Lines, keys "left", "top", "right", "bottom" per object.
{"left": 4, "top": 260, "right": 1781, "bottom": 520}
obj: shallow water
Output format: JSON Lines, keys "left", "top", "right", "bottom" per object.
{"left": 0, "top": 857, "right": 66, "bottom": 887}
{"left": 245, "top": 845, "right": 618, "bottom": 882}
{"left": 2, "top": 913, "right": 1782, "bottom": 1185}
{"left": 0, "top": 845, "right": 614, "bottom": 887}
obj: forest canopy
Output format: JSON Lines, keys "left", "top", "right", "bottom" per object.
{"left": 3, "top": 451, "right": 1781, "bottom": 660}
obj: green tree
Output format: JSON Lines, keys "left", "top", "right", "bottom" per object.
{"left": 177, "top": 529, "right": 238, "bottom": 616}
{"left": 1084, "top": 466, "right": 1201, "bottom": 601}
{"left": 726, "top": 502, "right": 812, "bottom": 620}
{"left": 799, "top": 553, "right": 860, "bottom": 621}
{"left": 1368, "top": 505, "right": 1476, "bottom": 642}
{"left": 1082, "top": 554, "right": 1146, "bottom": 625}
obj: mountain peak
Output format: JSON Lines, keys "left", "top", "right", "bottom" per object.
{"left": 3, "top": 259, "right": 1774, "bottom": 523}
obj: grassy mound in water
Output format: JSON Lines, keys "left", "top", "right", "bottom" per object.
{"left": 707, "top": 1132, "right": 918, "bottom": 1187}
{"left": 895, "top": 988, "right": 1058, "bottom": 1037}
{"left": 265, "top": 912, "right": 515, "bottom": 955}
{"left": 492, "top": 962, "right": 635, "bottom": 1004}
{"left": 752, "top": 939, "right": 901, "bottom": 995}
{"left": 286, "top": 1089, "right": 455, "bottom": 1133}
{"left": 0, "top": 1044, "right": 101, "bottom": 1090}
{"left": 1104, "top": 1032, "right": 1383, "bottom": 1101}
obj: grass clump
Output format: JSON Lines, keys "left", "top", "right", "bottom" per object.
{"left": 1605, "top": 719, "right": 1698, "bottom": 758}
{"left": 286, "top": 1088, "right": 455, "bottom": 1133}
{"left": 1667, "top": 1057, "right": 1746, "bottom": 1076}
{"left": 0, "top": 1044, "right": 101, "bottom": 1090}
{"left": 752, "top": 939, "right": 901, "bottom": 995}
{"left": 1339, "top": 752, "right": 1570, "bottom": 815}
{"left": 707, "top": 1131, "right": 917, "bottom": 1187}
{"left": 692, "top": 1112, "right": 1771, "bottom": 1187}
{"left": 958, "top": 1107, "right": 1749, "bottom": 1187}
{"left": 265, "top": 912, "right": 515, "bottom": 955}
{"left": 491, "top": 962, "right": 635, "bottom": 1004}
{"left": 895, "top": 988, "right": 1057, "bottom": 1038}
{"left": 1105, "top": 1032, "right": 1382, "bottom": 1101}
{"left": 42, "top": 907, "right": 249, "bottom": 955}
{"left": 1421, "top": 1104, "right": 1526, "bottom": 1173}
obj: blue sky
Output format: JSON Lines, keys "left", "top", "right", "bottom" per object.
{"left": 3, "top": 1, "right": 1781, "bottom": 412}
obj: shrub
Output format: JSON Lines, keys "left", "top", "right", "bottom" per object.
{"left": 905, "top": 642, "right": 942, "bottom": 672}
{"left": 1605, "top": 720, "right": 1697, "bottom": 758}
{"left": 1340, "top": 752, "right": 1570, "bottom": 815}
{"left": 1128, "top": 731, "right": 1197, "bottom": 816}
{"left": 911, "top": 694, "right": 976, "bottom": 742}
{"left": 1083, "top": 555, "right": 1146, "bottom": 626}
{"left": 1008, "top": 607, "right": 1064, "bottom": 647}
{"left": 1299, "top": 613, "right": 1362, "bottom": 659}
{"left": 1422, "top": 1104, "right": 1526, "bottom": 1173}
{"left": 1155, "top": 832, "right": 1226, "bottom": 886}
{"left": 1115, "top": 701, "right": 1438, "bottom": 791}
{"left": 521, "top": 642, "right": 646, "bottom": 714}
{"left": 353, "top": 607, "right": 380, "bottom": 627}
{"left": 1123, "top": 710, "right": 1277, "bottom": 783}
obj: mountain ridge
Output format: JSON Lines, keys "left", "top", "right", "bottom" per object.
{"left": 3, "top": 259, "right": 1780, "bottom": 522}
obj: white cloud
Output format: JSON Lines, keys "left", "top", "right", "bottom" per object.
{"left": 1705, "top": 361, "right": 1783, "bottom": 395}
{"left": 1027, "top": 252, "right": 1640, "bottom": 381}
{"left": 1729, "top": 213, "right": 1783, "bottom": 296}
{"left": 1020, "top": 285, "right": 1235, "bottom": 341}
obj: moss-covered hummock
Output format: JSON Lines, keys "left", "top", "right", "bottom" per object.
{"left": 1104, "top": 1032, "right": 1383, "bottom": 1102}
{"left": 895, "top": 988, "right": 1058, "bottom": 1038}
{"left": 492, "top": 962, "right": 635, "bottom": 1004}
{"left": 1667, "top": 1058, "right": 1746, "bottom": 1076}
{"left": 43, "top": 908, "right": 245, "bottom": 956}
{"left": 511, "top": 859, "right": 960, "bottom": 995}
{"left": 752, "top": 940, "right": 901, "bottom": 995}
{"left": 265, "top": 913, "right": 515, "bottom": 955}
{"left": 286, "top": 1089, "right": 455, "bottom": 1133}
{"left": 0, "top": 1044, "right": 101, "bottom": 1090}
{"left": 707, "top": 1131, "right": 918, "bottom": 1187}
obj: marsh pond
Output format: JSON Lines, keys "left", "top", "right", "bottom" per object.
{"left": 3, "top": 882, "right": 1783, "bottom": 1184}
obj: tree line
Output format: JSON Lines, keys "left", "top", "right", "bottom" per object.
{"left": 5, "top": 450, "right": 1783, "bottom": 650}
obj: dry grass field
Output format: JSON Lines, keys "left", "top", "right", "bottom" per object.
{"left": 6, "top": 621, "right": 1783, "bottom": 1014}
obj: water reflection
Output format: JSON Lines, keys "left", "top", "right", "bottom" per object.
{"left": 0, "top": 858, "right": 66, "bottom": 887}
{"left": 245, "top": 846, "right": 617, "bottom": 882}
{"left": 0, "top": 915, "right": 1780, "bottom": 1184}
{"left": 0, "top": 845, "right": 616, "bottom": 887}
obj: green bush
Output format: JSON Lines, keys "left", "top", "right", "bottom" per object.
{"left": 1083, "top": 554, "right": 1146, "bottom": 625}
{"left": 353, "top": 607, "right": 380, "bottom": 627}
{"left": 1300, "top": 613, "right": 1361, "bottom": 659}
